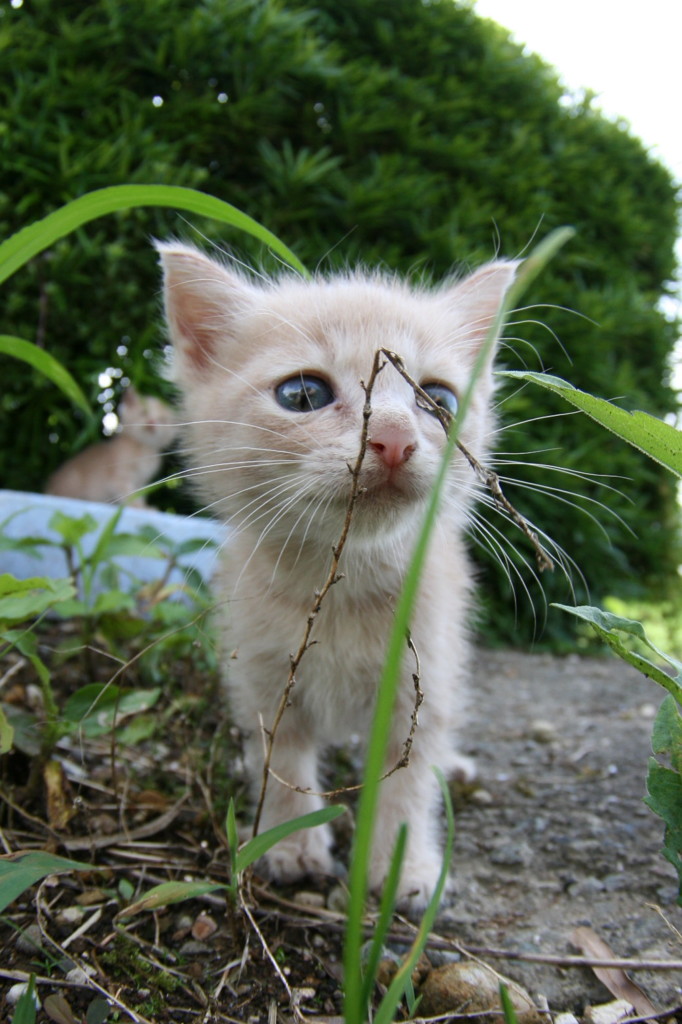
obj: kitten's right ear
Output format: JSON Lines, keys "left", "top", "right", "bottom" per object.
{"left": 155, "top": 241, "right": 256, "bottom": 376}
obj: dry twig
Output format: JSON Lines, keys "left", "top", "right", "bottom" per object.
{"left": 379, "top": 347, "right": 555, "bottom": 572}
{"left": 251, "top": 350, "right": 386, "bottom": 834}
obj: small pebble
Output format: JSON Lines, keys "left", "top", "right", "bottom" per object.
{"left": 585, "top": 999, "right": 635, "bottom": 1024}
{"left": 489, "top": 840, "right": 534, "bottom": 867}
{"left": 326, "top": 884, "right": 348, "bottom": 913}
{"left": 178, "top": 939, "right": 212, "bottom": 956}
{"left": 529, "top": 719, "right": 558, "bottom": 743}
{"left": 65, "top": 965, "right": 96, "bottom": 984}
{"left": 16, "top": 922, "right": 43, "bottom": 953}
{"left": 7, "top": 982, "right": 40, "bottom": 1007}
{"left": 55, "top": 906, "right": 85, "bottom": 927}
{"left": 295, "top": 890, "right": 326, "bottom": 909}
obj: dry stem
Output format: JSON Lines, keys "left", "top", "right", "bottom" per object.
{"left": 251, "top": 349, "right": 387, "bottom": 835}
{"left": 380, "top": 348, "right": 555, "bottom": 572}
{"left": 251, "top": 343, "right": 553, "bottom": 831}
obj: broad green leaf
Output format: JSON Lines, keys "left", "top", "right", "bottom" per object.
{"left": 235, "top": 805, "right": 346, "bottom": 874}
{"left": 115, "top": 713, "right": 159, "bottom": 746}
{"left": 500, "top": 370, "right": 682, "bottom": 478}
{"left": 48, "top": 511, "right": 98, "bottom": 546}
{"left": 645, "top": 757, "right": 682, "bottom": 899}
{"left": 0, "top": 574, "right": 76, "bottom": 624}
{"left": 554, "top": 604, "right": 682, "bottom": 704}
{"left": 175, "top": 536, "right": 218, "bottom": 556}
{"left": 0, "top": 706, "right": 14, "bottom": 754}
{"left": 52, "top": 598, "right": 89, "bottom": 619}
{"left": 3, "top": 629, "right": 51, "bottom": 687}
{"left": 651, "top": 695, "right": 682, "bottom": 774}
{"left": 63, "top": 683, "right": 121, "bottom": 723}
{"left": 0, "top": 335, "right": 93, "bottom": 419}
{"left": 90, "top": 590, "right": 136, "bottom": 616}
{"left": 0, "top": 184, "right": 308, "bottom": 284}
{"left": 63, "top": 684, "right": 161, "bottom": 735}
{"left": 86, "top": 506, "right": 124, "bottom": 567}
{"left": 118, "top": 878, "right": 227, "bottom": 918}
{"left": 0, "top": 851, "right": 90, "bottom": 913}
{"left": 96, "top": 533, "right": 166, "bottom": 560}
{"left": 1, "top": 705, "right": 40, "bottom": 757}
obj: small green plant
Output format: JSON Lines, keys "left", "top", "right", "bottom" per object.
{"left": 116, "top": 799, "right": 345, "bottom": 919}
{"left": 0, "top": 505, "right": 218, "bottom": 800}
{"left": 517, "top": 368, "right": 682, "bottom": 903}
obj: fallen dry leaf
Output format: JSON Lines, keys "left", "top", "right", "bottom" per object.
{"left": 44, "top": 759, "right": 75, "bottom": 829}
{"left": 570, "top": 925, "right": 656, "bottom": 1016}
{"left": 191, "top": 911, "right": 218, "bottom": 940}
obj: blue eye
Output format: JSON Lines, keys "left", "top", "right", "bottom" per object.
{"left": 275, "top": 374, "right": 335, "bottom": 412}
{"left": 421, "top": 383, "right": 458, "bottom": 418}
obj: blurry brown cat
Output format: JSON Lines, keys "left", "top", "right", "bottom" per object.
{"left": 157, "top": 242, "right": 516, "bottom": 909}
{"left": 45, "top": 386, "right": 178, "bottom": 505}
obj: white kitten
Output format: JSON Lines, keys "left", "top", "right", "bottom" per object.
{"left": 46, "top": 386, "right": 178, "bottom": 506}
{"left": 157, "top": 242, "right": 516, "bottom": 908}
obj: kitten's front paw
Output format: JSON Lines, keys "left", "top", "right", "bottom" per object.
{"left": 451, "top": 752, "right": 477, "bottom": 782}
{"left": 370, "top": 850, "right": 446, "bottom": 919}
{"left": 260, "top": 823, "right": 334, "bottom": 884}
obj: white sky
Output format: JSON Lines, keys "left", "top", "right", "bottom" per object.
{"left": 473, "top": 0, "right": 682, "bottom": 391}
{"left": 473, "top": 0, "right": 682, "bottom": 188}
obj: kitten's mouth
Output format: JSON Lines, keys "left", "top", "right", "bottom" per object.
{"left": 361, "top": 465, "right": 419, "bottom": 502}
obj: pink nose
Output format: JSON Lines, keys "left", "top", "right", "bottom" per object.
{"left": 368, "top": 434, "right": 416, "bottom": 468}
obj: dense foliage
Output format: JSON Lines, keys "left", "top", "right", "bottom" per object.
{"left": 1, "top": 0, "right": 679, "bottom": 644}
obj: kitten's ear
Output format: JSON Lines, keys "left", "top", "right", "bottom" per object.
{"left": 445, "top": 260, "right": 518, "bottom": 357}
{"left": 155, "top": 241, "right": 256, "bottom": 376}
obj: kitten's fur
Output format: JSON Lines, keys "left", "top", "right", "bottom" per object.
{"left": 157, "top": 242, "right": 516, "bottom": 908}
{"left": 45, "top": 386, "right": 177, "bottom": 505}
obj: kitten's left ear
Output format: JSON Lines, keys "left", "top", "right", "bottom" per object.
{"left": 444, "top": 260, "right": 518, "bottom": 357}
{"left": 155, "top": 241, "right": 258, "bottom": 378}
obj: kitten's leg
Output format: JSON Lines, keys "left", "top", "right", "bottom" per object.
{"left": 369, "top": 727, "right": 454, "bottom": 913}
{"left": 243, "top": 725, "right": 334, "bottom": 882}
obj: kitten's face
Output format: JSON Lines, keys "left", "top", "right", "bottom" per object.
{"left": 119, "top": 387, "right": 178, "bottom": 449}
{"left": 157, "top": 244, "right": 515, "bottom": 551}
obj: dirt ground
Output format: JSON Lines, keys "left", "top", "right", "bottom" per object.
{"left": 449, "top": 648, "right": 682, "bottom": 1012}
{"left": 1, "top": 644, "right": 681, "bottom": 1021}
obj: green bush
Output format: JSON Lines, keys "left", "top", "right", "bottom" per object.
{"left": 1, "top": 0, "right": 679, "bottom": 644}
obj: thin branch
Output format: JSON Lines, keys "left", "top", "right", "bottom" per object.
{"left": 251, "top": 350, "right": 387, "bottom": 835}
{"left": 265, "top": 632, "right": 422, "bottom": 799}
{"left": 249, "top": 893, "right": 682, "bottom": 973}
{"left": 380, "top": 348, "right": 555, "bottom": 572}
{"left": 241, "top": 900, "right": 292, "bottom": 1001}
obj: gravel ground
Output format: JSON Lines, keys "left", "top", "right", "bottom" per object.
{"left": 439, "top": 648, "right": 682, "bottom": 1012}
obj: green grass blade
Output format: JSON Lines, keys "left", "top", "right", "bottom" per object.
{"left": 118, "top": 879, "right": 227, "bottom": 919}
{"left": 11, "top": 974, "right": 37, "bottom": 1024}
{"left": 0, "top": 335, "right": 93, "bottom": 419}
{"left": 0, "top": 185, "right": 308, "bottom": 284}
{"left": 225, "top": 798, "right": 239, "bottom": 880}
{"left": 235, "top": 804, "right": 345, "bottom": 874}
{"left": 343, "top": 226, "right": 573, "bottom": 1024}
{"left": 0, "top": 852, "right": 90, "bottom": 914}
{"left": 372, "top": 769, "right": 455, "bottom": 1024}
{"left": 499, "top": 369, "right": 682, "bottom": 478}
{"left": 499, "top": 982, "right": 520, "bottom": 1024}
{"left": 554, "top": 603, "right": 682, "bottom": 703}
{"left": 359, "top": 823, "right": 407, "bottom": 1011}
